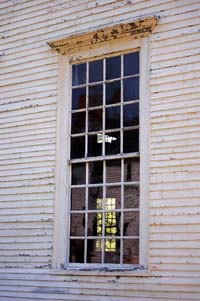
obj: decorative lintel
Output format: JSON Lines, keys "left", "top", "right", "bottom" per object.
{"left": 48, "top": 16, "right": 158, "bottom": 54}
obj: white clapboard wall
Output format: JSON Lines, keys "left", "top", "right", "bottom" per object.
{"left": 0, "top": 0, "right": 200, "bottom": 300}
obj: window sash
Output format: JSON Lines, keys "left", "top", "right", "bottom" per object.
{"left": 52, "top": 37, "right": 150, "bottom": 270}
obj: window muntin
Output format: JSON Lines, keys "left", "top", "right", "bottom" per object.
{"left": 69, "top": 51, "right": 140, "bottom": 265}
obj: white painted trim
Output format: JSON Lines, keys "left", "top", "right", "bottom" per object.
{"left": 139, "top": 37, "right": 150, "bottom": 268}
{"left": 52, "top": 54, "right": 69, "bottom": 269}
{"left": 53, "top": 37, "right": 150, "bottom": 270}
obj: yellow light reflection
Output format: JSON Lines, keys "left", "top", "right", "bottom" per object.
{"left": 96, "top": 198, "right": 117, "bottom": 252}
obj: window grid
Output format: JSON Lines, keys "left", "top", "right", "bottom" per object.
{"left": 69, "top": 51, "right": 140, "bottom": 265}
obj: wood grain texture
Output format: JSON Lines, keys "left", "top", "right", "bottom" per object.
{"left": 0, "top": 0, "right": 200, "bottom": 300}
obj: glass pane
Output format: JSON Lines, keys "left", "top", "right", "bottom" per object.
{"left": 124, "top": 52, "right": 139, "bottom": 76}
{"left": 106, "top": 81, "right": 121, "bottom": 105}
{"left": 70, "top": 239, "right": 84, "bottom": 263}
{"left": 88, "top": 187, "right": 103, "bottom": 210}
{"left": 123, "top": 211, "right": 139, "bottom": 236}
{"left": 87, "top": 239, "right": 102, "bottom": 263}
{"left": 89, "top": 59, "right": 103, "bottom": 83}
{"left": 88, "top": 212, "right": 102, "bottom": 236}
{"left": 70, "top": 213, "right": 85, "bottom": 236}
{"left": 124, "top": 185, "right": 139, "bottom": 209}
{"left": 71, "top": 136, "right": 85, "bottom": 159}
{"left": 123, "top": 77, "right": 139, "bottom": 102}
{"left": 72, "top": 63, "right": 86, "bottom": 86}
{"left": 89, "top": 84, "right": 103, "bottom": 107}
{"left": 105, "top": 212, "right": 120, "bottom": 236}
{"left": 88, "top": 134, "right": 102, "bottom": 157}
{"left": 105, "top": 131, "right": 120, "bottom": 155}
{"left": 104, "top": 239, "right": 120, "bottom": 263}
{"left": 106, "top": 159, "right": 121, "bottom": 183}
{"left": 123, "top": 239, "right": 139, "bottom": 264}
{"left": 123, "top": 129, "right": 139, "bottom": 153}
{"left": 71, "top": 187, "right": 85, "bottom": 211}
{"left": 106, "top": 56, "right": 121, "bottom": 80}
{"left": 106, "top": 186, "right": 121, "bottom": 209}
{"left": 88, "top": 109, "right": 102, "bottom": 132}
{"left": 105, "top": 106, "right": 120, "bottom": 130}
{"left": 72, "top": 163, "right": 86, "bottom": 185}
{"left": 123, "top": 103, "right": 139, "bottom": 127}
{"left": 71, "top": 111, "right": 85, "bottom": 134}
{"left": 72, "top": 87, "right": 86, "bottom": 110}
{"left": 124, "top": 158, "right": 140, "bottom": 182}
{"left": 89, "top": 161, "right": 103, "bottom": 184}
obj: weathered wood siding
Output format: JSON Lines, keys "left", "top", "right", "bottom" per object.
{"left": 0, "top": 0, "right": 200, "bottom": 300}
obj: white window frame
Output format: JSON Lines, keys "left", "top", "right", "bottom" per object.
{"left": 52, "top": 36, "right": 150, "bottom": 272}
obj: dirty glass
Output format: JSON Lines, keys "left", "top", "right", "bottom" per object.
{"left": 72, "top": 163, "right": 86, "bottom": 185}
{"left": 88, "top": 134, "right": 102, "bottom": 157}
{"left": 71, "top": 188, "right": 85, "bottom": 211}
{"left": 105, "top": 106, "right": 120, "bottom": 129}
{"left": 70, "top": 51, "right": 140, "bottom": 264}
{"left": 123, "top": 103, "right": 139, "bottom": 127}
{"left": 106, "top": 81, "right": 121, "bottom": 105}
{"left": 106, "top": 159, "right": 121, "bottom": 183}
{"left": 70, "top": 136, "right": 85, "bottom": 159}
{"left": 123, "top": 77, "right": 139, "bottom": 101}
{"left": 89, "top": 84, "right": 103, "bottom": 107}
{"left": 124, "top": 52, "right": 139, "bottom": 76}
{"left": 106, "top": 55, "right": 121, "bottom": 80}
{"left": 71, "top": 111, "right": 85, "bottom": 134}
{"left": 88, "top": 109, "right": 102, "bottom": 132}
{"left": 72, "top": 63, "right": 86, "bottom": 86}
{"left": 89, "top": 161, "right": 103, "bottom": 184}
{"left": 72, "top": 87, "right": 86, "bottom": 110}
{"left": 89, "top": 59, "right": 103, "bottom": 83}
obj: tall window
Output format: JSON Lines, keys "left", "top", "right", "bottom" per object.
{"left": 69, "top": 51, "right": 140, "bottom": 265}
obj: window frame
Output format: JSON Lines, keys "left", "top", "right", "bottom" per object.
{"left": 52, "top": 37, "right": 150, "bottom": 272}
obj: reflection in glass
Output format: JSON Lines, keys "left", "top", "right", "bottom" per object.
{"left": 123, "top": 129, "right": 139, "bottom": 153}
{"left": 72, "top": 163, "right": 86, "bottom": 185}
{"left": 71, "top": 136, "right": 85, "bottom": 159}
{"left": 88, "top": 109, "right": 102, "bottom": 132}
{"left": 106, "top": 56, "right": 121, "bottom": 80}
{"left": 71, "top": 187, "right": 85, "bottom": 210}
{"left": 123, "top": 103, "right": 139, "bottom": 127}
{"left": 105, "top": 212, "right": 120, "bottom": 237}
{"left": 106, "top": 81, "right": 121, "bottom": 105}
{"left": 124, "top": 158, "right": 140, "bottom": 182}
{"left": 87, "top": 239, "right": 102, "bottom": 263}
{"left": 88, "top": 134, "right": 102, "bottom": 157}
{"left": 123, "top": 77, "right": 139, "bottom": 101}
{"left": 124, "top": 185, "right": 139, "bottom": 209}
{"left": 123, "top": 239, "right": 139, "bottom": 264}
{"left": 70, "top": 239, "right": 84, "bottom": 263}
{"left": 123, "top": 211, "right": 139, "bottom": 236}
{"left": 104, "top": 239, "right": 120, "bottom": 263}
{"left": 89, "top": 84, "right": 103, "bottom": 107}
{"left": 72, "top": 87, "right": 86, "bottom": 110}
{"left": 89, "top": 161, "right": 103, "bottom": 184}
{"left": 70, "top": 213, "right": 85, "bottom": 236}
{"left": 88, "top": 187, "right": 103, "bottom": 210}
{"left": 106, "top": 159, "right": 121, "bottom": 183}
{"left": 105, "top": 131, "right": 120, "bottom": 155}
{"left": 89, "top": 59, "right": 103, "bottom": 83}
{"left": 106, "top": 186, "right": 121, "bottom": 209}
{"left": 88, "top": 212, "right": 102, "bottom": 236}
{"left": 72, "top": 63, "right": 86, "bottom": 86}
{"left": 124, "top": 52, "right": 139, "bottom": 76}
{"left": 105, "top": 106, "right": 120, "bottom": 130}
{"left": 71, "top": 111, "right": 85, "bottom": 134}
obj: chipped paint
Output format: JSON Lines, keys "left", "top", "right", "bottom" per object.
{"left": 47, "top": 17, "right": 158, "bottom": 54}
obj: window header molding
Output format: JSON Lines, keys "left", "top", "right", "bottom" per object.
{"left": 47, "top": 17, "right": 158, "bottom": 55}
